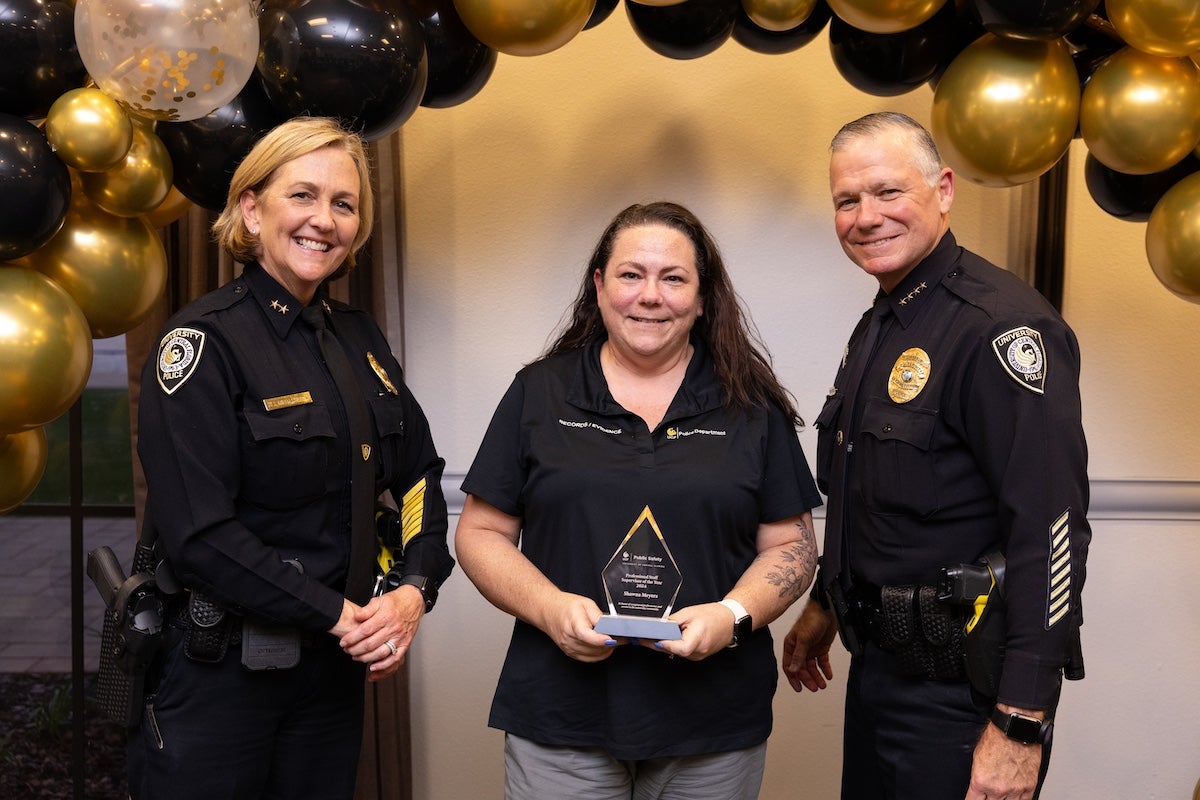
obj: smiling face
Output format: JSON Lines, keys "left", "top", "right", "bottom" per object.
{"left": 593, "top": 223, "right": 703, "bottom": 368}
{"left": 240, "top": 146, "right": 361, "bottom": 304}
{"left": 830, "top": 127, "right": 954, "bottom": 292}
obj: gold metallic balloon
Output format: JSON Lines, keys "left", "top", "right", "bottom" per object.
{"left": 932, "top": 34, "right": 1080, "bottom": 187}
{"left": 454, "top": 0, "right": 596, "bottom": 56}
{"left": 1146, "top": 171, "right": 1200, "bottom": 302}
{"left": 44, "top": 88, "right": 134, "bottom": 173}
{"left": 144, "top": 185, "right": 194, "bottom": 229}
{"left": 826, "top": 0, "right": 947, "bottom": 34}
{"left": 0, "top": 266, "right": 93, "bottom": 434}
{"left": 80, "top": 125, "right": 174, "bottom": 218}
{"left": 743, "top": 0, "right": 818, "bottom": 32}
{"left": 23, "top": 202, "right": 168, "bottom": 339}
{"left": 1108, "top": 0, "right": 1200, "bottom": 58}
{"left": 1080, "top": 48, "right": 1200, "bottom": 176}
{"left": 0, "top": 427, "right": 48, "bottom": 514}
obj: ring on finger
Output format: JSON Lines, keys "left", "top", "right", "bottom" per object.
{"left": 384, "top": 640, "right": 398, "bottom": 656}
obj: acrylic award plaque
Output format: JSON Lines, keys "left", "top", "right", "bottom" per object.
{"left": 593, "top": 506, "right": 683, "bottom": 641}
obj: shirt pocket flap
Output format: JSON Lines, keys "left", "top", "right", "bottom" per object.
{"left": 244, "top": 403, "right": 336, "bottom": 442}
{"left": 863, "top": 401, "right": 936, "bottom": 451}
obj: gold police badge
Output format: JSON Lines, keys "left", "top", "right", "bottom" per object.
{"left": 888, "top": 347, "right": 931, "bottom": 404}
{"left": 366, "top": 352, "right": 398, "bottom": 395}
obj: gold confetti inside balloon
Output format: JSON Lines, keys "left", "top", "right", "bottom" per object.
{"left": 932, "top": 34, "right": 1080, "bottom": 187}
{"left": 24, "top": 202, "right": 168, "bottom": 339}
{"left": 0, "top": 266, "right": 93, "bottom": 435}
{"left": 742, "top": 0, "right": 819, "bottom": 32}
{"left": 73, "top": 0, "right": 259, "bottom": 121}
{"left": 826, "top": 0, "right": 948, "bottom": 34}
{"left": 44, "top": 88, "right": 134, "bottom": 173}
{"left": 1146, "top": 171, "right": 1200, "bottom": 302}
{"left": 1080, "top": 47, "right": 1200, "bottom": 176}
{"left": 454, "top": 0, "right": 596, "bottom": 56}
{"left": 1107, "top": 0, "right": 1200, "bottom": 58}
{"left": 80, "top": 124, "right": 174, "bottom": 218}
{"left": 0, "top": 428, "right": 48, "bottom": 514}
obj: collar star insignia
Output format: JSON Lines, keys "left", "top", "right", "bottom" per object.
{"left": 269, "top": 299, "right": 290, "bottom": 315}
{"left": 898, "top": 281, "right": 927, "bottom": 306}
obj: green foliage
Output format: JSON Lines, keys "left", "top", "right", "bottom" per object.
{"left": 26, "top": 388, "right": 135, "bottom": 506}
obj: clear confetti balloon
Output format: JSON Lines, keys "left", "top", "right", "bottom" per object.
{"left": 73, "top": 0, "right": 259, "bottom": 122}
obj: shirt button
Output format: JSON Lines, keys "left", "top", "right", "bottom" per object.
{"left": 294, "top": 424, "right": 303, "bottom": 434}
{"left": 882, "top": 423, "right": 893, "bottom": 433}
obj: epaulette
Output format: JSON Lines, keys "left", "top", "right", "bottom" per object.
{"left": 166, "top": 276, "right": 251, "bottom": 326}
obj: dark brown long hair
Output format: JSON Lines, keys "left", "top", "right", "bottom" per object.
{"left": 544, "top": 201, "right": 801, "bottom": 427}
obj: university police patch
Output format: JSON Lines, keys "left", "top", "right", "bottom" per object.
{"left": 156, "top": 327, "right": 205, "bottom": 395}
{"left": 991, "top": 326, "right": 1046, "bottom": 395}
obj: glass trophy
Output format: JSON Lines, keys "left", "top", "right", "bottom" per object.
{"left": 593, "top": 506, "right": 683, "bottom": 641}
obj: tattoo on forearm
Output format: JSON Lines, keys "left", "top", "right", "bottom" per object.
{"left": 766, "top": 521, "right": 818, "bottom": 601}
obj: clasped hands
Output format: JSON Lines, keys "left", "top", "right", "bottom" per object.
{"left": 329, "top": 587, "right": 426, "bottom": 682}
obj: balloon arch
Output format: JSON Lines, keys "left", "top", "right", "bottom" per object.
{"left": 2, "top": 0, "right": 1200, "bottom": 508}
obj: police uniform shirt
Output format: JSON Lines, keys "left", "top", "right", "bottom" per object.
{"left": 462, "top": 338, "right": 822, "bottom": 760}
{"left": 138, "top": 262, "right": 452, "bottom": 631}
{"left": 815, "top": 231, "right": 1090, "bottom": 710}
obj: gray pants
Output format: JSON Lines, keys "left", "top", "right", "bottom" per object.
{"left": 503, "top": 733, "right": 767, "bottom": 800}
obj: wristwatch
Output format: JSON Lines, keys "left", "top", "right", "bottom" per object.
{"left": 398, "top": 575, "right": 437, "bottom": 613}
{"left": 719, "top": 598, "right": 753, "bottom": 649}
{"left": 990, "top": 708, "right": 1053, "bottom": 745}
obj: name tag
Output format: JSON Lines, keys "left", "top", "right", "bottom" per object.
{"left": 262, "top": 391, "right": 313, "bottom": 411}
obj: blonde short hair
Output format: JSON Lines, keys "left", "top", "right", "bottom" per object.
{"left": 212, "top": 117, "right": 375, "bottom": 273}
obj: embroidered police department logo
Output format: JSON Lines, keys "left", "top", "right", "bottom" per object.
{"left": 992, "top": 326, "right": 1046, "bottom": 394}
{"left": 156, "top": 327, "right": 205, "bottom": 395}
{"left": 888, "top": 347, "right": 931, "bottom": 404}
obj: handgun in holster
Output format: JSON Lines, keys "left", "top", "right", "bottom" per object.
{"left": 87, "top": 545, "right": 165, "bottom": 727}
{"left": 937, "top": 551, "right": 1006, "bottom": 700}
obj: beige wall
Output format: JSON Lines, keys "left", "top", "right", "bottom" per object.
{"left": 397, "top": 13, "right": 1200, "bottom": 799}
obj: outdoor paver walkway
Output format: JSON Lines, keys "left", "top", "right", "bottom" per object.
{"left": 0, "top": 515, "right": 137, "bottom": 672}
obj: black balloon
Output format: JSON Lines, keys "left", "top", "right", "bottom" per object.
{"left": 626, "top": 0, "right": 739, "bottom": 60}
{"left": 829, "top": 3, "right": 955, "bottom": 97}
{"left": 0, "top": 0, "right": 86, "bottom": 119}
{"left": 0, "top": 113, "right": 69, "bottom": 260}
{"left": 157, "top": 79, "right": 287, "bottom": 211}
{"left": 928, "top": 6, "right": 986, "bottom": 90}
{"left": 967, "top": 0, "right": 1099, "bottom": 40}
{"left": 405, "top": 0, "right": 497, "bottom": 109}
{"left": 1085, "top": 152, "right": 1200, "bottom": 222}
{"left": 585, "top": 0, "right": 619, "bottom": 30}
{"left": 258, "top": 0, "right": 428, "bottom": 141}
{"left": 732, "top": 0, "right": 831, "bottom": 55}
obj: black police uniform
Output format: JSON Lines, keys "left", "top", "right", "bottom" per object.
{"left": 129, "top": 262, "right": 453, "bottom": 799}
{"left": 815, "top": 232, "right": 1090, "bottom": 799}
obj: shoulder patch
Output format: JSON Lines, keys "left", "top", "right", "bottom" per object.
{"left": 991, "top": 326, "right": 1046, "bottom": 395}
{"left": 156, "top": 327, "right": 206, "bottom": 395}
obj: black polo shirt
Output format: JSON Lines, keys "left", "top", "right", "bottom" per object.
{"left": 463, "top": 338, "right": 820, "bottom": 759}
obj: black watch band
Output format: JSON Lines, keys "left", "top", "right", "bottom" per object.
{"left": 398, "top": 575, "right": 437, "bottom": 613}
{"left": 990, "top": 708, "right": 1052, "bottom": 745}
